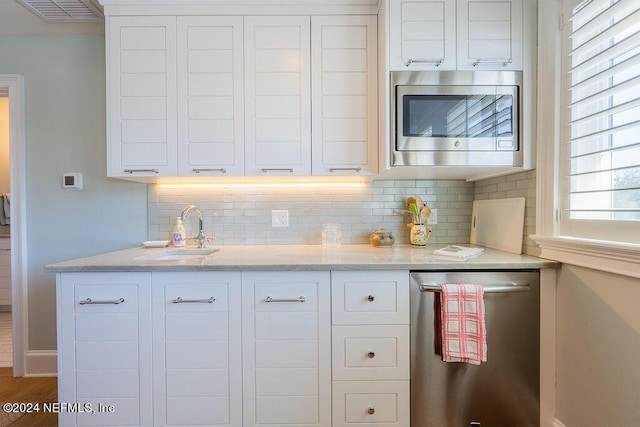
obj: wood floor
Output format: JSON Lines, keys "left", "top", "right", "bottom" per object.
{"left": 0, "top": 368, "right": 57, "bottom": 426}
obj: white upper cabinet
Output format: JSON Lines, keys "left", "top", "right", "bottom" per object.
{"left": 311, "top": 15, "right": 378, "bottom": 175}
{"left": 177, "top": 17, "right": 245, "bottom": 176}
{"left": 389, "top": 0, "right": 456, "bottom": 70}
{"left": 108, "top": 16, "right": 177, "bottom": 178}
{"left": 457, "top": 0, "right": 523, "bottom": 70}
{"left": 244, "top": 16, "right": 312, "bottom": 176}
{"left": 388, "top": 0, "right": 523, "bottom": 71}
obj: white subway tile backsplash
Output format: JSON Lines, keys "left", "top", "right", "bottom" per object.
{"left": 148, "top": 179, "right": 475, "bottom": 245}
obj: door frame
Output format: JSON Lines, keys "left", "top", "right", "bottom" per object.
{"left": 0, "top": 75, "right": 27, "bottom": 377}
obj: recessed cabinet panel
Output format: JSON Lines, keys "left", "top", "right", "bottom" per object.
{"left": 108, "top": 17, "right": 177, "bottom": 177}
{"left": 245, "top": 16, "right": 311, "bottom": 175}
{"left": 457, "top": 0, "right": 523, "bottom": 69}
{"left": 242, "top": 271, "right": 331, "bottom": 427}
{"left": 390, "top": 0, "right": 456, "bottom": 70}
{"left": 177, "top": 16, "right": 244, "bottom": 176}
{"left": 311, "top": 15, "right": 378, "bottom": 175}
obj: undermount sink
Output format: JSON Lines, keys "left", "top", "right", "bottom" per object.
{"left": 138, "top": 248, "right": 219, "bottom": 261}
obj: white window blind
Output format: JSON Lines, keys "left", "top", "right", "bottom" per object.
{"left": 562, "top": 0, "right": 640, "bottom": 243}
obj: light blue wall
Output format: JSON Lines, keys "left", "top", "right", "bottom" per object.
{"left": 0, "top": 34, "right": 147, "bottom": 350}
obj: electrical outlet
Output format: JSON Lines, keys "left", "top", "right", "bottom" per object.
{"left": 271, "top": 210, "right": 289, "bottom": 228}
{"left": 427, "top": 209, "right": 438, "bottom": 225}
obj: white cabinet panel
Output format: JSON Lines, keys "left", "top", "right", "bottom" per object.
{"left": 457, "top": 0, "right": 523, "bottom": 69}
{"left": 245, "top": 16, "right": 311, "bottom": 175}
{"left": 57, "top": 272, "right": 153, "bottom": 427}
{"left": 108, "top": 17, "right": 177, "bottom": 177}
{"left": 333, "top": 380, "right": 410, "bottom": 426}
{"left": 242, "top": 271, "right": 331, "bottom": 427}
{"left": 312, "top": 15, "right": 378, "bottom": 175}
{"left": 332, "top": 270, "right": 410, "bottom": 325}
{"left": 177, "top": 16, "right": 245, "bottom": 176}
{"left": 389, "top": 0, "right": 457, "bottom": 70}
{"left": 151, "top": 272, "right": 242, "bottom": 427}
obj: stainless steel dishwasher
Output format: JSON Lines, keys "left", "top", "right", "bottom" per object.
{"left": 410, "top": 270, "right": 540, "bottom": 427}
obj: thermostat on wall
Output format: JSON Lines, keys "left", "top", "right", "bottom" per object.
{"left": 62, "top": 173, "right": 83, "bottom": 190}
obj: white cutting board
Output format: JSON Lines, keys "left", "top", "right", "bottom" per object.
{"left": 470, "top": 197, "right": 526, "bottom": 254}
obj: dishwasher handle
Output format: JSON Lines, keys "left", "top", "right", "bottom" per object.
{"left": 418, "top": 283, "right": 529, "bottom": 294}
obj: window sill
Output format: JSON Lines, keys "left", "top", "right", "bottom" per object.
{"left": 531, "top": 235, "right": 640, "bottom": 279}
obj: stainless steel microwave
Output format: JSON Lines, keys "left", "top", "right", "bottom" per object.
{"left": 391, "top": 71, "right": 522, "bottom": 167}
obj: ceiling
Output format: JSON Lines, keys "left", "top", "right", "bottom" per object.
{"left": 0, "top": 0, "right": 104, "bottom": 35}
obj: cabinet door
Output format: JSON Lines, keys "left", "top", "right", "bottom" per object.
{"left": 244, "top": 16, "right": 311, "bottom": 176}
{"left": 151, "top": 272, "right": 242, "bottom": 427}
{"left": 389, "top": 0, "right": 457, "bottom": 70}
{"left": 107, "top": 16, "right": 177, "bottom": 178}
{"left": 177, "top": 17, "right": 245, "bottom": 176}
{"left": 311, "top": 16, "right": 378, "bottom": 176}
{"left": 456, "top": 0, "right": 523, "bottom": 70}
{"left": 57, "top": 272, "right": 152, "bottom": 427}
{"left": 242, "top": 271, "right": 331, "bottom": 427}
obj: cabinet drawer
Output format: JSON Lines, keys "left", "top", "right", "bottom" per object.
{"left": 332, "top": 271, "right": 409, "bottom": 325}
{"left": 332, "top": 380, "right": 409, "bottom": 427}
{"left": 252, "top": 281, "right": 319, "bottom": 312}
{"left": 332, "top": 325, "right": 409, "bottom": 381}
{"left": 163, "top": 282, "right": 229, "bottom": 312}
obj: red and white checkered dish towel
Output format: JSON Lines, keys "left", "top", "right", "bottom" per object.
{"left": 440, "top": 284, "right": 487, "bottom": 365}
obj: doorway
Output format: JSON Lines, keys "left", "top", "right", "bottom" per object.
{"left": 0, "top": 95, "right": 11, "bottom": 368}
{"left": 0, "top": 75, "right": 26, "bottom": 377}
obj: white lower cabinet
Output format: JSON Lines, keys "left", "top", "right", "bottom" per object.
{"left": 151, "top": 272, "right": 242, "bottom": 427}
{"left": 331, "top": 271, "right": 410, "bottom": 427}
{"left": 241, "top": 271, "right": 332, "bottom": 427}
{"left": 57, "top": 272, "right": 153, "bottom": 427}
{"left": 57, "top": 269, "right": 406, "bottom": 427}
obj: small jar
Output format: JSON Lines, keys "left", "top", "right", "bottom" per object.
{"left": 410, "top": 224, "right": 431, "bottom": 246}
{"left": 370, "top": 228, "right": 396, "bottom": 247}
{"left": 322, "top": 224, "right": 342, "bottom": 248}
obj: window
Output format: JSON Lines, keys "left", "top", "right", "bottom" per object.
{"left": 561, "top": 0, "right": 640, "bottom": 243}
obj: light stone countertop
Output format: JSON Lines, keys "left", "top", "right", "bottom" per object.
{"left": 44, "top": 244, "right": 559, "bottom": 272}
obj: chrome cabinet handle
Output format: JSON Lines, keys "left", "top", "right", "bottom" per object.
{"left": 418, "top": 283, "right": 529, "bottom": 294}
{"left": 79, "top": 297, "right": 125, "bottom": 305}
{"left": 367, "top": 407, "right": 375, "bottom": 415}
{"left": 265, "top": 296, "right": 306, "bottom": 303}
{"left": 367, "top": 351, "right": 375, "bottom": 359}
{"left": 192, "top": 168, "right": 226, "bottom": 174}
{"left": 261, "top": 168, "right": 294, "bottom": 173}
{"left": 472, "top": 58, "right": 513, "bottom": 67}
{"left": 367, "top": 295, "right": 375, "bottom": 302}
{"left": 172, "top": 297, "right": 215, "bottom": 304}
{"left": 124, "top": 169, "right": 159, "bottom": 174}
{"left": 329, "top": 167, "right": 362, "bottom": 173}
{"left": 405, "top": 58, "right": 444, "bottom": 67}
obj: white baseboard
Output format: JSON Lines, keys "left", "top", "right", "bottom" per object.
{"left": 553, "top": 418, "right": 567, "bottom": 427}
{"left": 24, "top": 350, "right": 57, "bottom": 377}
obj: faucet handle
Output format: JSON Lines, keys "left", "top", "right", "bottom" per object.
{"left": 188, "top": 234, "right": 215, "bottom": 248}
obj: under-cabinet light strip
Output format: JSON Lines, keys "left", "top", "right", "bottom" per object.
{"left": 157, "top": 182, "right": 367, "bottom": 189}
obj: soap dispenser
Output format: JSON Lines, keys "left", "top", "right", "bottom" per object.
{"left": 171, "top": 217, "right": 186, "bottom": 247}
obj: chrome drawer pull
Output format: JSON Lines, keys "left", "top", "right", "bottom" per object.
{"left": 172, "top": 297, "right": 215, "bottom": 304}
{"left": 79, "top": 297, "right": 125, "bottom": 305}
{"left": 472, "top": 58, "right": 513, "bottom": 67}
{"left": 418, "top": 283, "right": 529, "bottom": 294}
{"left": 367, "top": 407, "right": 375, "bottom": 415}
{"left": 405, "top": 58, "right": 444, "bottom": 67}
{"left": 265, "top": 296, "right": 306, "bottom": 303}
{"left": 192, "top": 168, "right": 227, "bottom": 174}
{"left": 261, "top": 168, "right": 294, "bottom": 173}
{"left": 367, "top": 295, "right": 375, "bottom": 302}
{"left": 124, "top": 169, "right": 159, "bottom": 174}
{"left": 367, "top": 351, "right": 375, "bottom": 359}
{"left": 328, "top": 167, "right": 362, "bottom": 173}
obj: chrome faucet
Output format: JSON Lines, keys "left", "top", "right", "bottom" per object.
{"left": 180, "top": 205, "right": 210, "bottom": 248}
